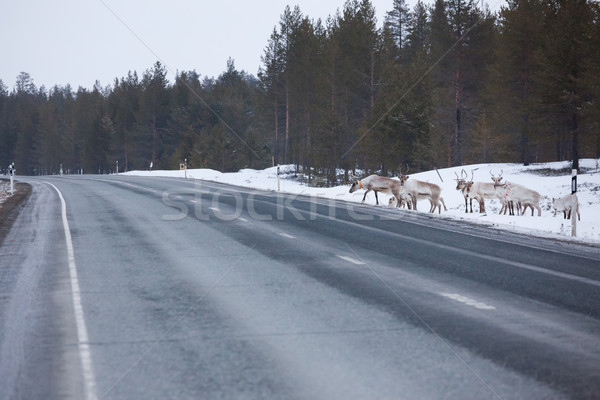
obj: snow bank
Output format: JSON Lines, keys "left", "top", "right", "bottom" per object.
{"left": 124, "top": 159, "right": 600, "bottom": 244}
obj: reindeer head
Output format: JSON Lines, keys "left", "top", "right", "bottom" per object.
{"left": 454, "top": 169, "right": 468, "bottom": 190}
{"left": 463, "top": 181, "right": 475, "bottom": 197}
{"left": 490, "top": 170, "right": 504, "bottom": 188}
{"left": 349, "top": 173, "right": 360, "bottom": 193}
{"left": 397, "top": 163, "right": 410, "bottom": 185}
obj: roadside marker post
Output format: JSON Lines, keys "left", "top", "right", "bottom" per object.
{"left": 571, "top": 168, "right": 577, "bottom": 237}
{"left": 277, "top": 165, "right": 281, "bottom": 192}
{"left": 8, "top": 163, "right": 14, "bottom": 195}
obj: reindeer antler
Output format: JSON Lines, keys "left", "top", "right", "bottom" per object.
{"left": 397, "top": 163, "right": 408, "bottom": 176}
{"left": 461, "top": 169, "right": 467, "bottom": 179}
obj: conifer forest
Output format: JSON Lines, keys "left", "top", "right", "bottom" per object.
{"left": 1, "top": 0, "right": 599, "bottom": 182}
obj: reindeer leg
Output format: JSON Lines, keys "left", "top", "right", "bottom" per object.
{"left": 395, "top": 195, "right": 402, "bottom": 208}
{"left": 362, "top": 189, "right": 370, "bottom": 203}
{"left": 374, "top": 191, "right": 379, "bottom": 205}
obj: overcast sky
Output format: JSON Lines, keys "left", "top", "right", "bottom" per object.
{"left": 1, "top": 0, "right": 407, "bottom": 91}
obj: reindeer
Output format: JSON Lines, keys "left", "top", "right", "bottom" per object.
{"left": 388, "top": 192, "right": 442, "bottom": 211}
{"left": 387, "top": 193, "right": 412, "bottom": 209}
{"left": 397, "top": 165, "right": 447, "bottom": 213}
{"left": 552, "top": 193, "right": 580, "bottom": 220}
{"left": 454, "top": 169, "right": 473, "bottom": 213}
{"left": 490, "top": 170, "right": 517, "bottom": 215}
{"left": 496, "top": 181, "right": 542, "bottom": 216}
{"left": 462, "top": 170, "right": 501, "bottom": 214}
{"left": 349, "top": 174, "right": 404, "bottom": 207}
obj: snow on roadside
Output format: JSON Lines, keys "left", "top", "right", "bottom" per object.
{"left": 0, "top": 180, "right": 12, "bottom": 206}
{"left": 124, "top": 159, "right": 600, "bottom": 244}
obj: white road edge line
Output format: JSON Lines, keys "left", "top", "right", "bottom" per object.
{"left": 46, "top": 182, "right": 98, "bottom": 400}
{"left": 439, "top": 292, "right": 496, "bottom": 310}
{"left": 336, "top": 255, "right": 366, "bottom": 265}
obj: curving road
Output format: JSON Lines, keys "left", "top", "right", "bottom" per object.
{"left": 1, "top": 174, "right": 599, "bottom": 399}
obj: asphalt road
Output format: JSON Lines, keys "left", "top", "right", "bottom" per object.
{"left": 1, "top": 174, "right": 599, "bottom": 400}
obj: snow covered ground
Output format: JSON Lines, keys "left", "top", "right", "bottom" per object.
{"left": 125, "top": 159, "right": 600, "bottom": 245}
{"left": 0, "top": 180, "right": 14, "bottom": 206}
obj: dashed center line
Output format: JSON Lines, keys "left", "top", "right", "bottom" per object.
{"left": 336, "top": 255, "right": 366, "bottom": 265}
{"left": 279, "top": 233, "right": 295, "bottom": 239}
{"left": 439, "top": 293, "right": 496, "bottom": 310}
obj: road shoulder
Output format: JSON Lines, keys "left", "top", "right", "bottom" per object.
{"left": 0, "top": 179, "right": 33, "bottom": 247}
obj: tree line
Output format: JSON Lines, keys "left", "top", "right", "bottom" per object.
{"left": 1, "top": 0, "right": 598, "bottom": 180}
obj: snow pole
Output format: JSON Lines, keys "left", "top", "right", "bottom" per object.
{"left": 8, "top": 163, "right": 14, "bottom": 195}
{"left": 571, "top": 168, "right": 577, "bottom": 237}
{"left": 277, "top": 165, "right": 280, "bottom": 192}
{"left": 434, "top": 166, "right": 443, "bottom": 182}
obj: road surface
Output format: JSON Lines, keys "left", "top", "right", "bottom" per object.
{"left": 1, "top": 174, "right": 599, "bottom": 399}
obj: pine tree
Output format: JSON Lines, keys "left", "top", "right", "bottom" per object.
{"left": 489, "top": 0, "right": 546, "bottom": 164}
{"left": 405, "top": 0, "right": 430, "bottom": 64}
{"left": 429, "top": 0, "right": 455, "bottom": 167}
{"left": 385, "top": 0, "right": 410, "bottom": 60}
{"left": 12, "top": 72, "right": 45, "bottom": 175}
{"left": 139, "top": 61, "right": 171, "bottom": 169}
{"left": 258, "top": 27, "right": 285, "bottom": 166}
{"left": 331, "top": 0, "right": 378, "bottom": 173}
{"left": 446, "top": 0, "right": 473, "bottom": 166}
{"left": 107, "top": 71, "right": 141, "bottom": 171}
{"left": 0, "top": 80, "right": 10, "bottom": 168}
{"left": 540, "top": 0, "right": 597, "bottom": 169}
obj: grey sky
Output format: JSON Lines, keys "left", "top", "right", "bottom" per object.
{"left": 1, "top": 0, "right": 401, "bottom": 90}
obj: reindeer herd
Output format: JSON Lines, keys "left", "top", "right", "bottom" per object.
{"left": 349, "top": 166, "right": 581, "bottom": 219}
